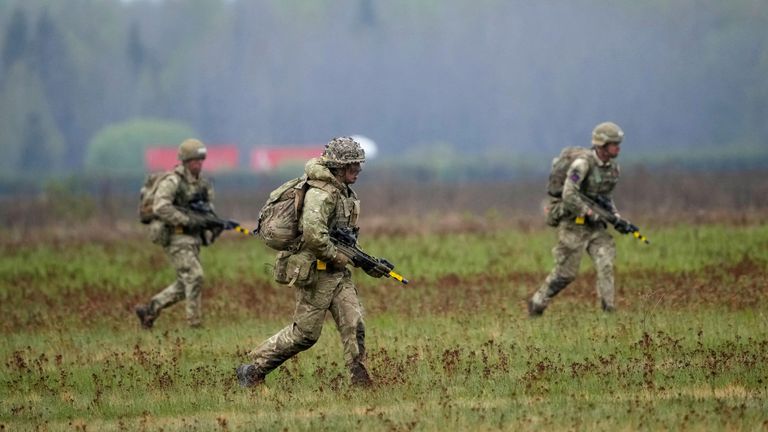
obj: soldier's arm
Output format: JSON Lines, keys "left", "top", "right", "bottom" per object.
{"left": 605, "top": 195, "right": 620, "bottom": 217}
{"left": 153, "top": 175, "right": 191, "bottom": 226}
{"left": 562, "top": 158, "right": 591, "bottom": 216}
{"left": 204, "top": 181, "right": 216, "bottom": 212}
{"left": 301, "top": 188, "right": 338, "bottom": 262}
{"left": 608, "top": 164, "right": 621, "bottom": 216}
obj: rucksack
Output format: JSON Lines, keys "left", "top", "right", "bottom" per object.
{"left": 138, "top": 171, "right": 177, "bottom": 224}
{"left": 256, "top": 176, "right": 310, "bottom": 251}
{"left": 546, "top": 146, "right": 591, "bottom": 197}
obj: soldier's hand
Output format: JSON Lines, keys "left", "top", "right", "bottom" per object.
{"left": 331, "top": 252, "right": 350, "bottom": 269}
{"left": 185, "top": 214, "right": 209, "bottom": 230}
{"left": 364, "top": 265, "right": 388, "bottom": 278}
{"left": 206, "top": 225, "right": 224, "bottom": 243}
{"left": 585, "top": 209, "right": 600, "bottom": 224}
{"left": 615, "top": 219, "right": 638, "bottom": 235}
{"left": 365, "top": 258, "right": 393, "bottom": 278}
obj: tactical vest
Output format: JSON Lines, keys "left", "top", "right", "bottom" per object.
{"left": 577, "top": 155, "right": 620, "bottom": 199}
{"left": 306, "top": 179, "right": 360, "bottom": 231}
{"left": 172, "top": 169, "right": 213, "bottom": 211}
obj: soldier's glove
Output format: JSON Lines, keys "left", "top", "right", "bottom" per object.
{"left": 331, "top": 251, "right": 350, "bottom": 269}
{"left": 364, "top": 258, "right": 392, "bottom": 279}
{"left": 615, "top": 219, "right": 639, "bottom": 235}
{"left": 209, "top": 224, "right": 225, "bottom": 241}
{"left": 202, "top": 225, "right": 224, "bottom": 246}
{"left": 185, "top": 214, "right": 209, "bottom": 230}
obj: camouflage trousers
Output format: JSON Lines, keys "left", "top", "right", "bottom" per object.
{"left": 149, "top": 236, "right": 204, "bottom": 326}
{"left": 530, "top": 221, "right": 616, "bottom": 310}
{"left": 249, "top": 268, "right": 366, "bottom": 376}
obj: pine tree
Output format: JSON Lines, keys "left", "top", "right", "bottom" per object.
{"left": 2, "top": 7, "right": 28, "bottom": 72}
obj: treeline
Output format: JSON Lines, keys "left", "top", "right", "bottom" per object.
{"left": 1, "top": 0, "right": 767, "bottom": 177}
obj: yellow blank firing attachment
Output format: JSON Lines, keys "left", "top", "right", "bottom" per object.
{"left": 233, "top": 226, "right": 254, "bottom": 236}
{"left": 633, "top": 231, "right": 650, "bottom": 244}
{"left": 575, "top": 216, "right": 585, "bottom": 225}
{"left": 389, "top": 271, "right": 409, "bottom": 285}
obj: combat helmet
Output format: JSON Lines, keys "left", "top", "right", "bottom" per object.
{"left": 591, "top": 122, "right": 624, "bottom": 146}
{"left": 178, "top": 139, "right": 207, "bottom": 162}
{"left": 321, "top": 137, "right": 365, "bottom": 168}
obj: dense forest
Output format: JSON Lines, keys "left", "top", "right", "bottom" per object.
{"left": 1, "top": 0, "right": 766, "bottom": 177}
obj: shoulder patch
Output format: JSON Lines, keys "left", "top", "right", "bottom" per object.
{"left": 570, "top": 172, "right": 580, "bottom": 182}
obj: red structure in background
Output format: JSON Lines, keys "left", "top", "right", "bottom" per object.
{"left": 250, "top": 146, "right": 323, "bottom": 172}
{"left": 144, "top": 145, "right": 239, "bottom": 172}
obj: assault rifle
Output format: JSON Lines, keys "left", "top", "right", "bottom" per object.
{"left": 577, "top": 191, "right": 649, "bottom": 244}
{"left": 178, "top": 192, "right": 254, "bottom": 244}
{"left": 330, "top": 227, "right": 410, "bottom": 285}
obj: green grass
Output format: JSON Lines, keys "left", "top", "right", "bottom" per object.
{"left": 1, "top": 223, "right": 767, "bottom": 430}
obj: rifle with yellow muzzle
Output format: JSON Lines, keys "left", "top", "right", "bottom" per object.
{"left": 577, "top": 192, "right": 650, "bottom": 244}
{"left": 329, "top": 227, "right": 410, "bottom": 285}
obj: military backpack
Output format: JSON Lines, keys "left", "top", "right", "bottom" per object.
{"left": 546, "top": 146, "right": 591, "bottom": 198}
{"left": 138, "top": 171, "right": 178, "bottom": 224}
{"left": 255, "top": 176, "right": 311, "bottom": 251}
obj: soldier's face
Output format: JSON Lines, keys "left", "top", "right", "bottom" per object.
{"left": 604, "top": 142, "right": 621, "bottom": 159}
{"left": 343, "top": 163, "right": 362, "bottom": 184}
{"left": 185, "top": 159, "right": 205, "bottom": 177}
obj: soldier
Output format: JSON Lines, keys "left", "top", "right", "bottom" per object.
{"left": 237, "top": 137, "right": 375, "bottom": 387}
{"left": 528, "top": 122, "right": 624, "bottom": 316}
{"left": 135, "top": 138, "right": 217, "bottom": 329}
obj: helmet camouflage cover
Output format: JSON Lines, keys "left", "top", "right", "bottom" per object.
{"left": 321, "top": 136, "right": 366, "bottom": 168}
{"left": 178, "top": 138, "right": 207, "bottom": 162}
{"left": 591, "top": 122, "right": 624, "bottom": 146}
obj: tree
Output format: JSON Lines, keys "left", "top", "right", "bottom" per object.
{"left": 31, "top": 8, "right": 83, "bottom": 169}
{"left": 20, "top": 113, "right": 48, "bottom": 171}
{"left": 85, "top": 118, "right": 198, "bottom": 174}
{"left": 2, "top": 7, "right": 27, "bottom": 72}
{"left": 127, "top": 21, "right": 145, "bottom": 76}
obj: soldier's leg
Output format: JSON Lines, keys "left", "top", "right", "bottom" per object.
{"left": 329, "top": 275, "right": 370, "bottom": 386}
{"left": 247, "top": 272, "right": 342, "bottom": 376}
{"left": 170, "top": 243, "right": 204, "bottom": 327}
{"left": 529, "top": 225, "right": 587, "bottom": 314}
{"left": 136, "top": 244, "right": 189, "bottom": 328}
{"left": 151, "top": 242, "right": 204, "bottom": 326}
{"left": 587, "top": 229, "right": 617, "bottom": 312}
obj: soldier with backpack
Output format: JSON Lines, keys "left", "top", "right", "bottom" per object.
{"left": 134, "top": 138, "right": 218, "bottom": 329}
{"left": 237, "top": 137, "right": 381, "bottom": 387}
{"left": 528, "top": 122, "right": 625, "bottom": 316}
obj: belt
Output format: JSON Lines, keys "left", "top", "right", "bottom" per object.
{"left": 173, "top": 225, "right": 198, "bottom": 235}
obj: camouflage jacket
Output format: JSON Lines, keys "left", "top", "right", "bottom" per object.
{"left": 562, "top": 149, "right": 620, "bottom": 218}
{"left": 299, "top": 158, "right": 360, "bottom": 263}
{"left": 153, "top": 165, "right": 215, "bottom": 235}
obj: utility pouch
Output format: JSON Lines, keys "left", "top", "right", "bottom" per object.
{"left": 273, "top": 251, "right": 292, "bottom": 284}
{"left": 148, "top": 220, "right": 171, "bottom": 246}
{"left": 286, "top": 251, "right": 317, "bottom": 287}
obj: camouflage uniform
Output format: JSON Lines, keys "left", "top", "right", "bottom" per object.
{"left": 240, "top": 139, "right": 371, "bottom": 387}
{"left": 530, "top": 148, "right": 621, "bottom": 313}
{"left": 139, "top": 164, "right": 215, "bottom": 327}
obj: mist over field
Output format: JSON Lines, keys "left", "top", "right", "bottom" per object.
{"left": 1, "top": 0, "right": 767, "bottom": 181}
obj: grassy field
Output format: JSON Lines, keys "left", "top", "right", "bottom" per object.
{"left": 1, "top": 221, "right": 767, "bottom": 431}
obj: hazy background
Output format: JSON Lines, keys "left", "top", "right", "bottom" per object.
{"left": 0, "top": 0, "right": 766, "bottom": 222}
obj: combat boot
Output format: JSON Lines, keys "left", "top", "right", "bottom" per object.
{"left": 527, "top": 300, "right": 546, "bottom": 317}
{"left": 236, "top": 364, "right": 265, "bottom": 387}
{"left": 601, "top": 299, "right": 615, "bottom": 313}
{"left": 350, "top": 362, "right": 373, "bottom": 387}
{"left": 134, "top": 303, "right": 159, "bottom": 329}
